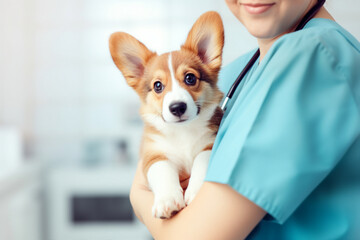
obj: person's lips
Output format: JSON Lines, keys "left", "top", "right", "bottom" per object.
{"left": 242, "top": 3, "right": 275, "bottom": 14}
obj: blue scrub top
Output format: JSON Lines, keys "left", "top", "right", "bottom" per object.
{"left": 205, "top": 18, "right": 360, "bottom": 239}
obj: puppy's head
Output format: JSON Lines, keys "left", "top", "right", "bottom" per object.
{"left": 109, "top": 11, "right": 224, "bottom": 124}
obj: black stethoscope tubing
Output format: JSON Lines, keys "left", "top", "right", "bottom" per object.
{"left": 221, "top": 0, "right": 326, "bottom": 111}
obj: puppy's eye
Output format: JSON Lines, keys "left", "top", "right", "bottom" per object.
{"left": 153, "top": 81, "right": 164, "bottom": 93}
{"left": 184, "top": 73, "right": 197, "bottom": 86}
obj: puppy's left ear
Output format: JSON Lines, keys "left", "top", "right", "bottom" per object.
{"left": 182, "top": 11, "right": 224, "bottom": 72}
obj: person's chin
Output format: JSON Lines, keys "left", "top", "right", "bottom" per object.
{"left": 246, "top": 22, "right": 280, "bottom": 40}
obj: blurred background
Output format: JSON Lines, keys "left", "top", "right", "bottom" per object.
{"left": 0, "top": 0, "right": 359, "bottom": 239}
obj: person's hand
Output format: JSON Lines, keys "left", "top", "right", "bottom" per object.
{"left": 129, "top": 159, "right": 150, "bottom": 222}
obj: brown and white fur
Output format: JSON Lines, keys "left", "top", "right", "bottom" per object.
{"left": 109, "top": 11, "right": 224, "bottom": 219}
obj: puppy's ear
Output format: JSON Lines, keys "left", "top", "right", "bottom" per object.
{"left": 109, "top": 32, "right": 156, "bottom": 89}
{"left": 182, "top": 11, "right": 224, "bottom": 72}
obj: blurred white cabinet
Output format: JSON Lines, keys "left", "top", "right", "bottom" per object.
{"left": 0, "top": 165, "right": 42, "bottom": 240}
{"left": 47, "top": 167, "right": 151, "bottom": 240}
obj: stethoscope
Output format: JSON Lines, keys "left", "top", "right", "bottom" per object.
{"left": 221, "top": 0, "right": 326, "bottom": 111}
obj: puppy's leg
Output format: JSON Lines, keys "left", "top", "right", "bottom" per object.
{"left": 184, "top": 150, "right": 211, "bottom": 205}
{"left": 147, "top": 160, "right": 185, "bottom": 219}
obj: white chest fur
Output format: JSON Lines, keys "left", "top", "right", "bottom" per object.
{"left": 145, "top": 108, "right": 216, "bottom": 218}
{"left": 143, "top": 105, "right": 217, "bottom": 174}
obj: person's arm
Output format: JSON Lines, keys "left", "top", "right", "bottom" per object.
{"left": 130, "top": 161, "right": 266, "bottom": 240}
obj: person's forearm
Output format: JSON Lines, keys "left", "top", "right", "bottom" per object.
{"left": 129, "top": 160, "right": 265, "bottom": 240}
{"left": 130, "top": 181, "right": 266, "bottom": 240}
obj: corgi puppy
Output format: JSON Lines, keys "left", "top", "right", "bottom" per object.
{"left": 109, "top": 11, "right": 224, "bottom": 219}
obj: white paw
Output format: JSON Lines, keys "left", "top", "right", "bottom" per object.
{"left": 184, "top": 181, "right": 202, "bottom": 206}
{"left": 152, "top": 187, "right": 185, "bottom": 219}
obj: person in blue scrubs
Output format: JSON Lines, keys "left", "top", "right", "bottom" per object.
{"left": 205, "top": 0, "right": 360, "bottom": 239}
{"left": 129, "top": 1, "right": 360, "bottom": 239}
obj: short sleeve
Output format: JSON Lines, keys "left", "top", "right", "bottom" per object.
{"left": 205, "top": 30, "right": 360, "bottom": 224}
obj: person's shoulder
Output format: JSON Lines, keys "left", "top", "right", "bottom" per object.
{"left": 276, "top": 18, "right": 360, "bottom": 56}
{"left": 262, "top": 18, "right": 360, "bottom": 78}
{"left": 305, "top": 18, "right": 360, "bottom": 49}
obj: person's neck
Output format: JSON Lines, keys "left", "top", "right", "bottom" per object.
{"left": 257, "top": 6, "right": 335, "bottom": 62}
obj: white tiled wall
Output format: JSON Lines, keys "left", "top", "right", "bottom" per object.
{"left": 1, "top": 0, "right": 360, "bottom": 165}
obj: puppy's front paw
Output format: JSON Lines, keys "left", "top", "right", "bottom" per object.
{"left": 184, "top": 181, "right": 202, "bottom": 206}
{"left": 152, "top": 187, "right": 185, "bottom": 219}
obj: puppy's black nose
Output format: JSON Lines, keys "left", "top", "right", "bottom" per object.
{"left": 169, "top": 102, "right": 187, "bottom": 117}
